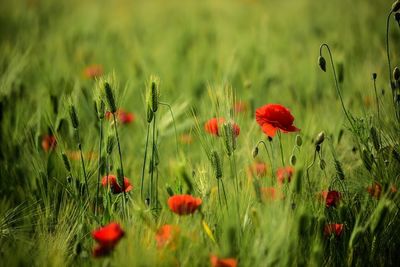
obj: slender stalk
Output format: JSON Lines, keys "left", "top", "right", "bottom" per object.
{"left": 75, "top": 129, "right": 89, "bottom": 199}
{"left": 256, "top": 140, "right": 274, "bottom": 174}
{"left": 320, "top": 44, "right": 354, "bottom": 130}
{"left": 112, "top": 113, "right": 127, "bottom": 204}
{"left": 159, "top": 101, "right": 179, "bottom": 155}
{"left": 386, "top": 11, "right": 394, "bottom": 96}
{"left": 140, "top": 123, "right": 150, "bottom": 201}
{"left": 373, "top": 77, "right": 380, "bottom": 120}
{"left": 95, "top": 118, "right": 103, "bottom": 216}
{"left": 277, "top": 131, "right": 285, "bottom": 166}
{"left": 149, "top": 113, "right": 157, "bottom": 208}
{"left": 305, "top": 150, "right": 317, "bottom": 210}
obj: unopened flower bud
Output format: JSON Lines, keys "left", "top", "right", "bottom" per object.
{"left": 372, "top": 73, "right": 377, "bottom": 80}
{"left": 290, "top": 155, "right": 297, "bottom": 166}
{"left": 319, "top": 159, "right": 326, "bottom": 170}
{"left": 395, "top": 12, "right": 400, "bottom": 25}
{"left": 252, "top": 146, "right": 259, "bottom": 158}
{"left": 315, "top": 131, "right": 325, "bottom": 146}
{"left": 392, "top": 0, "right": 400, "bottom": 13}
{"left": 295, "top": 135, "right": 303, "bottom": 147}
{"left": 318, "top": 56, "right": 326, "bottom": 72}
{"left": 393, "top": 67, "right": 400, "bottom": 81}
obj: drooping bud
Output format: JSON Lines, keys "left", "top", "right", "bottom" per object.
{"left": 393, "top": 66, "right": 400, "bottom": 81}
{"left": 61, "top": 152, "right": 71, "bottom": 172}
{"left": 211, "top": 150, "right": 223, "bottom": 179}
{"left": 69, "top": 104, "right": 79, "bottom": 129}
{"left": 290, "top": 155, "right": 297, "bottom": 166}
{"left": 319, "top": 159, "right": 326, "bottom": 170}
{"left": 318, "top": 56, "right": 326, "bottom": 72}
{"left": 252, "top": 146, "right": 259, "bottom": 158}
{"left": 104, "top": 82, "right": 117, "bottom": 113}
{"left": 106, "top": 135, "right": 115, "bottom": 155}
{"left": 372, "top": 73, "right": 377, "bottom": 80}
{"left": 392, "top": 0, "right": 400, "bottom": 13}
{"left": 395, "top": 12, "right": 400, "bottom": 26}
{"left": 295, "top": 135, "right": 302, "bottom": 147}
{"left": 315, "top": 131, "right": 325, "bottom": 146}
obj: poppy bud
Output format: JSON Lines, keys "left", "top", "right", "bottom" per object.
{"left": 372, "top": 73, "right": 377, "bottom": 80}
{"left": 211, "top": 150, "right": 223, "bottom": 179}
{"left": 318, "top": 56, "right": 326, "bottom": 72}
{"left": 62, "top": 152, "right": 71, "bottom": 172}
{"left": 69, "top": 104, "right": 79, "bottom": 129}
{"left": 393, "top": 67, "right": 400, "bottom": 81}
{"left": 252, "top": 146, "right": 259, "bottom": 158}
{"left": 395, "top": 12, "right": 400, "bottom": 25}
{"left": 290, "top": 155, "right": 297, "bottom": 166}
{"left": 104, "top": 82, "right": 117, "bottom": 113}
{"left": 295, "top": 135, "right": 302, "bottom": 147}
{"left": 106, "top": 135, "right": 115, "bottom": 155}
{"left": 370, "top": 127, "right": 380, "bottom": 151}
{"left": 319, "top": 159, "right": 326, "bottom": 170}
{"left": 315, "top": 131, "right": 325, "bottom": 146}
{"left": 392, "top": 0, "right": 400, "bottom": 13}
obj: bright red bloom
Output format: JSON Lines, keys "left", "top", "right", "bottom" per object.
{"left": 83, "top": 64, "right": 103, "bottom": 79}
{"left": 276, "top": 166, "right": 294, "bottom": 185}
{"left": 101, "top": 175, "right": 133, "bottom": 194}
{"left": 324, "top": 223, "right": 344, "bottom": 237}
{"left": 324, "top": 190, "right": 341, "bottom": 208}
{"left": 204, "top": 118, "right": 240, "bottom": 137}
{"left": 255, "top": 104, "right": 299, "bottom": 137}
{"left": 210, "top": 255, "right": 238, "bottom": 267}
{"left": 92, "top": 222, "right": 124, "bottom": 248}
{"left": 249, "top": 162, "right": 268, "bottom": 177}
{"left": 155, "top": 224, "right": 180, "bottom": 249}
{"left": 167, "top": 194, "right": 202, "bottom": 215}
{"left": 41, "top": 135, "right": 57, "bottom": 152}
{"left": 105, "top": 109, "right": 135, "bottom": 124}
{"left": 367, "top": 182, "right": 382, "bottom": 199}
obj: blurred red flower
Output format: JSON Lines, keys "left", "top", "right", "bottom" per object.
{"left": 155, "top": 224, "right": 180, "bottom": 249}
{"left": 234, "top": 101, "right": 248, "bottom": 113}
{"left": 83, "top": 64, "right": 103, "bottom": 79}
{"left": 249, "top": 162, "right": 268, "bottom": 177}
{"left": 168, "top": 194, "right": 202, "bottom": 215}
{"left": 92, "top": 222, "right": 124, "bottom": 257}
{"left": 210, "top": 255, "right": 238, "bottom": 267}
{"left": 204, "top": 118, "right": 240, "bottom": 137}
{"left": 261, "top": 187, "right": 279, "bottom": 201}
{"left": 324, "top": 223, "right": 344, "bottom": 237}
{"left": 41, "top": 135, "right": 57, "bottom": 152}
{"left": 105, "top": 109, "right": 135, "bottom": 124}
{"left": 276, "top": 166, "right": 294, "bottom": 185}
{"left": 101, "top": 175, "right": 133, "bottom": 194}
{"left": 323, "top": 190, "right": 341, "bottom": 208}
{"left": 255, "top": 104, "right": 299, "bottom": 138}
{"left": 367, "top": 182, "right": 382, "bottom": 199}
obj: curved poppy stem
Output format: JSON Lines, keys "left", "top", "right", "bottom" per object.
{"left": 320, "top": 44, "right": 354, "bottom": 130}
{"left": 95, "top": 118, "right": 103, "bottom": 216}
{"left": 158, "top": 101, "right": 179, "bottom": 155}
{"left": 256, "top": 140, "right": 274, "bottom": 176}
{"left": 277, "top": 131, "right": 285, "bottom": 166}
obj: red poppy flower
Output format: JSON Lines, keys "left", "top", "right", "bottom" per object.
{"left": 41, "top": 135, "right": 57, "bottom": 152}
{"left": 92, "top": 222, "right": 125, "bottom": 248}
{"left": 249, "top": 162, "right": 268, "bottom": 177}
{"left": 101, "top": 175, "right": 133, "bottom": 194}
{"left": 105, "top": 109, "right": 135, "bottom": 124}
{"left": 367, "top": 182, "right": 382, "bottom": 199}
{"left": 167, "top": 194, "right": 202, "bottom": 215}
{"left": 255, "top": 104, "right": 299, "bottom": 138}
{"left": 276, "top": 166, "right": 294, "bottom": 185}
{"left": 324, "top": 223, "right": 344, "bottom": 237}
{"left": 83, "top": 64, "right": 103, "bottom": 79}
{"left": 204, "top": 118, "right": 240, "bottom": 137}
{"left": 323, "top": 190, "right": 341, "bottom": 208}
{"left": 210, "top": 255, "right": 238, "bottom": 267}
{"left": 155, "top": 224, "right": 180, "bottom": 249}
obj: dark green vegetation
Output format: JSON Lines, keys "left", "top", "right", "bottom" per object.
{"left": 1, "top": 0, "right": 400, "bottom": 266}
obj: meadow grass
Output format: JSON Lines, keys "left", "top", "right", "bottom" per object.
{"left": 0, "top": 0, "right": 400, "bottom": 266}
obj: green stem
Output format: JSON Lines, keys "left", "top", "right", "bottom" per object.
{"left": 112, "top": 113, "right": 127, "bottom": 205}
{"left": 140, "top": 123, "right": 150, "bottom": 202}
{"left": 76, "top": 129, "right": 89, "bottom": 200}
{"left": 373, "top": 77, "right": 380, "bottom": 120}
{"left": 306, "top": 150, "right": 317, "bottom": 211}
{"left": 159, "top": 101, "right": 179, "bottom": 155}
{"left": 386, "top": 11, "right": 394, "bottom": 91}
{"left": 149, "top": 113, "right": 157, "bottom": 207}
{"left": 277, "top": 131, "right": 285, "bottom": 166}
{"left": 256, "top": 140, "right": 274, "bottom": 175}
{"left": 95, "top": 119, "right": 103, "bottom": 216}
{"left": 320, "top": 44, "right": 354, "bottom": 130}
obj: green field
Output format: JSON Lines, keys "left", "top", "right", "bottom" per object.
{"left": 1, "top": 0, "right": 400, "bottom": 266}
